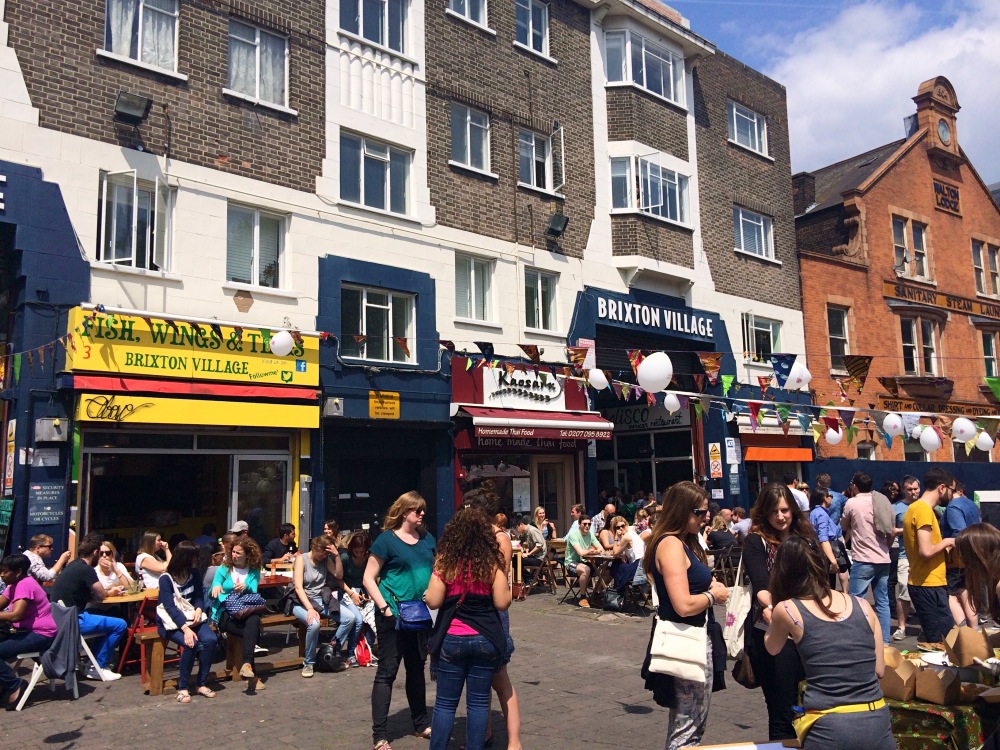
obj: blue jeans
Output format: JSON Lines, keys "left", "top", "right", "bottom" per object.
{"left": 160, "top": 621, "right": 217, "bottom": 691}
{"left": 78, "top": 611, "right": 127, "bottom": 668}
{"left": 338, "top": 596, "right": 361, "bottom": 654}
{"left": 850, "top": 561, "right": 890, "bottom": 644}
{"left": 0, "top": 631, "right": 54, "bottom": 695}
{"left": 430, "top": 634, "right": 500, "bottom": 750}
{"left": 292, "top": 597, "right": 326, "bottom": 665}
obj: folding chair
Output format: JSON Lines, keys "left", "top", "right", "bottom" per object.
{"left": 559, "top": 564, "right": 582, "bottom": 604}
{"left": 709, "top": 547, "right": 738, "bottom": 587}
{"left": 11, "top": 650, "right": 79, "bottom": 711}
{"left": 526, "top": 556, "right": 558, "bottom": 595}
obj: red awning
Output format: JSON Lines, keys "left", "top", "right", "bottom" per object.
{"left": 743, "top": 447, "right": 813, "bottom": 462}
{"left": 68, "top": 374, "right": 318, "bottom": 400}
{"left": 458, "top": 406, "right": 614, "bottom": 440}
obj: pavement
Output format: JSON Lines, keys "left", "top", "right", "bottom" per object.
{"left": 1, "top": 592, "right": 925, "bottom": 750}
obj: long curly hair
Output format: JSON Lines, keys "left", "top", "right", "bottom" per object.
{"left": 225, "top": 535, "right": 263, "bottom": 571}
{"left": 434, "top": 507, "right": 504, "bottom": 584}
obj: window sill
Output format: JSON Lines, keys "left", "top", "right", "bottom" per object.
{"left": 896, "top": 274, "right": 937, "bottom": 286}
{"left": 444, "top": 8, "right": 497, "bottom": 35}
{"left": 512, "top": 40, "right": 558, "bottom": 66}
{"left": 727, "top": 139, "right": 774, "bottom": 162}
{"left": 454, "top": 317, "right": 503, "bottom": 331}
{"left": 90, "top": 261, "right": 182, "bottom": 282}
{"left": 517, "top": 182, "right": 565, "bottom": 201}
{"left": 610, "top": 208, "right": 691, "bottom": 231}
{"left": 734, "top": 248, "right": 782, "bottom": 266}
{"left": 830, "top": 369, "right": 849, "bottom": 378}
{"left": 975, "top": 291, "right": 1000, "bottom": 302}
{"left": 744, "top": 359, "right": 774, "bottom": 370}
{"left": 336, "top": 199, "right": 423, "bottom": 225}
{"left": 222, "top": 88, "right": 298, "bottom": 117}
{"left": 336, "top": 29, "right": 420, "bottom": 68}
{"left": 341, "top": 355, "right": 416, "bottom": 367}
{"left": 222, "top": 281, "right": 299, "bottom": 300}
{"left": 523, "top": 327, "right": 564, "bottom": 339}
{"left": 95, "top": 49, "right": 188, "bottom": 81}
{"left": 605, "top": 81, "right": 686, "bottom": 113}
{"left": 449, "top": 160, "right": 499, "bottom": 181}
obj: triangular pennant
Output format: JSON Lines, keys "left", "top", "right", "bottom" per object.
{"left": 677, "top": 395, "right": 690, "bottom": 411}
{"left": 846, "top": 426, "right": 859, "bottom": 446}
{"left": 612, "top": 382, "right": 623, "bottom": 400}
{"left": 392, "top": 337, "right": 411, "bottom": 359}
{"left": 748, "top": 402, "right": 761, "bottom": 432}
{"left": 878, "top": 376, "right": 900, "bottom": 397}
{"left": 39, "top": 347, "right": 45, "bottom": 366}
{"left": 769, "top": 353, "right": 796, "bottom": 388}
{"left": 776, "top": 404, "right": 790, "bottom": 424}
{"left": 823, "top": 417, "right": 839, "bottom": 433}
{"left": 884, "top": 432, "right": 894, "bottom": 451}
{"left": 234, "top": 327, "right": 244, "bottom": 343}
{"left": 757, "top": 375, "right": 771, "bottom": 402}
{"left": 966, "top": 437, "right": 976, "bottom": 456}
{"left": 505, "top": 362, "right": 516, "bottom": 376}
{"left": 841, "top": 410, "right": 856, "bottom": 430}
{"left": 165, "top": 319, "right": 179, "bottom": 334}
{"left": 465, "top": 357, "right": 473, "bottom": 371}
{"left": 647, "top": 390, "right": 656, "bottom": 406}
{"left": 980, "top": 417, "right": 1000, "bottom": 440}
{"left": 835, "top": 378, "right": 849, "bottom": 403}
{"left": 796, "top": 413, "right": 812, "bottom": 434}
{"left": 699, "top": 396, "right": 712, "bottom": 417}
{"left": 626, "top": 349, "right": 644, "bottom": 378}
{"left": 693, "top": 374, "right": 706, "bottom": 392}
{"left": 901, "top": 412, "right": 920, "bottom": 439}
{"left": 843, "top": 355, "right": 874, "bottom": 392}
{"left": 721, "top": 375, "right": 734, "bottom": 397}
{"left": 693, "top": 400, "right": 703, "bottom": 420}
{"left": 696, "top": 352, "right": 724, "bottom": 385}
{"left": 290, "top": 330, "right": 304, "bottom": 347}
{"left": 474, "top": 342, "right": 494, "bottom": 361}
{"left": 985, "top": 377, "right": 1000, "bottom": 403}
{"left": 13, "top": 353, "right": 21, "bottom": 385}
{"left": 27, "top": 350, "right": 33, "bottom": 371}
{"left": 812, "top": 422, "right": 823, "bottom": 444}
{"left": 210, "top": 323, "right": 223, "bottom": 340}
{"left": 519, "top": 344, "right": 541, "bottom": 364}
{"left": 438, "top": 339, "right": 456, "bottom": 353}
{"left": 565, "top": 347, "right": 588, "bottom": 366}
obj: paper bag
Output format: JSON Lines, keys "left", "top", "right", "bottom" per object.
{"left": 915, "top": 666, "right": 962, "bottom": 705}
{"left": 880, "top": 646, "right": 917, "bottom": 701}
{"left": 943, "top": 625, "right": 991, "bottom": 668}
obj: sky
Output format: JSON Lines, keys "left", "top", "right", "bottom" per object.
{"left": 667, "top": 0, "right": 1000, "bottom": 183}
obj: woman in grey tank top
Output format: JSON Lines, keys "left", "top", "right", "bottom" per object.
{"left": 764, "top": 536, "right": 895, "bottom": 750}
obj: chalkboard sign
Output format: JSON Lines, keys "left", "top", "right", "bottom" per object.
{"left": 27, "top": 482, "right": 64, "bottom": 525}
{"left": 0, "top": 498, "right": 12, "bottom": 557}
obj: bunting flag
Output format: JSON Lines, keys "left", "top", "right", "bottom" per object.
{"left": 519, "top": 344, "right": 541, "bottom": 363}
{"left": 696, "top": 352, "right": 724, "bottom": 385}
{"left": 393, "top": 337, "right": 411, "bottom": 359}
{"left": 209, "top": 323, "right": 223, "bottom": 340}
{"left": 841, "top": 410, "right": 856, "bottom": 430}
{"left": 812, "top": 422, "right": 824, "bottom": 444}
{"left": 884, "top": 432, "right": 894, "bottom": 450}
{"left": 757, "top": 375, "right": 771, "bottom": 402}
{"left": 984, "top": 377, "right": 1000, "bottom": 403}
{"left": 505, "top": 362, "right": 516, "bottom": 376}
{"left": 191, "top": 323, "right": 205, "bottom": 337}
{"left": 721, "top": 375, "right": 734, "bottom": 397}
{"left": 290, "top": 330, "right": 304, "bottom": 347}
{"left": 319, "top": 331, "right": 331, "bottom": 341}
{"left": 13, "top": 353, "right": 21, "bottom": 385}
{"left": 878, "top": 376, "right": 900, "bottom": 397}
{"left": 38, "top": 347, "right": 44, "bottom": 366}
{"left": 622, "top": 383, "right": 632, "bottom": 401}
{"left": 474, "top": 342, "right": 494, "bottom": 361}
{"left": 797, "top": 413, "right": 812, "bottom": 434}
{"left": 566, "top": 347, "right": 588, "bottom": 366}
{"left": 843, "top": 355, "right": 874, "bottom": 392}
{"left": 612, "top": 382, "right": 624, "bottom": 400}
{"left": 26, "top": 350, "right": 33, "bottom": 371}
{"left": 769, "top": 353, "right": 796, "bottom": 388}
{"left": 846, "top": 426, "right": 859, "bottom": 445}
{"left": 693, "top": 374, "right": 706, "bottom": 393}
{"left": 437, "top": 339, "right": 456, "bottom": 353}
{"left": 234, "top": 327, "right": 244, "bottom": 343}
{"left": 491, "top": 359, "right": 501, "bottom": 370}
{"left": 627, "top": 349, "right": 644, "bottom": 378}
{"left": 980, "top": 417, "right": 1000, "bottom": 440}
{"left": 777, "top": 405, "right": 792, "bottom": 436}
{"left": 677, "top": 395, "right": 690, "bottom": 412}
{"left": 823, "top": 416, "right": 840, "bottom": 433}
{"left": 835, "top": 378, "right": 850, "bottom": 402}
{"left": 747, "top": 402, "right": 762, "bottom": 432}
{"left": 965, "top": 437, "right": 977, "bottom": 456}
{"left": 901, "top": 412, "right": 920, "bottom": 438}
{"left": 647, "top": 390, "right": 657, "bottom": 406}
{"left": 693, "top": 399, "right": 703, "bottom": 420}
{"left": 465, "top": 358, "right": 474, "bottom": 371}
{"left": 699, "top": 396, "right": 712, "bottom": 419}
{"left": 164, "top": 319, "right": 179, "bottom": 334}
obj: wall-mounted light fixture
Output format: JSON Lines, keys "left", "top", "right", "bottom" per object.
{"left": 113, "top": 91, "right": 153, "bottom": 124}
{"left": 546, "top": 213, "right": 569, "bottom": 237}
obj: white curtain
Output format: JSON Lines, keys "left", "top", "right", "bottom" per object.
{"left": 228, "top": 36, "right": 255, "bottom": 95}
{"left": 141, "top": 1, "right": 176, "bottom": 70}
{"left": 259, "top": 32, "right": 286, "bottom": 104}
{"left": 108, "top": 0, "right": 136, "bottom": 57}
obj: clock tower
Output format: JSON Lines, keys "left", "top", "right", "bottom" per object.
{"left": 913, "top": 76, "right": 963, "bottom": 167}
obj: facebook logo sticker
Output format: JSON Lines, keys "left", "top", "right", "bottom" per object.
{"left": 296, "top": 360, "right": 307, "bottom": 372}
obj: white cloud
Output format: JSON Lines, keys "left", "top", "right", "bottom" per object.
{"left": 765, "top": 0, "right": 1000, "bottom": 182}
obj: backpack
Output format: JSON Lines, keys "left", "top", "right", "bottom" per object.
{"left": 315, "top": 643, "right": 347, "bottom": 673}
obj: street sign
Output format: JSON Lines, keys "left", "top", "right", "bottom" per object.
{"left": 709, "top": 442, "right": 723, "bottom": 478}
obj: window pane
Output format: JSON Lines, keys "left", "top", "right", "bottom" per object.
{"left": 341, "top": 287, "right": 362, "bottom": 357}
{"left": 515, "top": 0, "right": 529, "bottom": 45}
{"left": 473, "top": 259, "right": 490, "bottom": 320}
{"left": 451, "top": 103, "right": 467, "bottom": 163}
{"left": 340, "top": 0, "right": 360, "bottom": 35}
{"left": 630, "top": 37, "right": 643, "bottom": 86}
{"left": 519, "top": 131, "right": 532, "bottom": 184}
{"left": 391, "top": 295, "right": 411, "bottom": 362}
{"left": 259, "top": 32, "right": 286, "bottom": 105}
{"left": 109, "top": 182, "right": 134, "bottom": 261}
{"left": 525, "top": 272, "right": 539, "bottom": 329}
{"left": 530, "top": 2, "right": 545, "bottom": 52}
{"left": 611, "top": 158, "right": 629, "bottom": 208}
{"left": 921, "top": 320, "right": 935, "bottom": 374}
{"left": 985, "top": 332, "right": 998, "bottom": 378}
{"left": 901, "top": 319, "right": 917, "bottom": 374}
{"left": 228, "top": 34, "right": 256, "bottom": 96}
{"left": 340, "top": 134, "right": 362, "bottom": 203}
{"left": 364, "top": 153, "right": 386, "bottom": 209}
{"left": 362, "top": 0, "right": 383, "bottom": 45}
{"left": 258, "top": 215, "right": 280, "bottom": 287}
{"left": 387, "top": 0, "right": 404, "bottom": 52}
{"left": 389, "top": 149, "right": 408, "bottom": 214}
{"left": 367, "top": 303, "right": 388, "bottom": 360}
{"left": 540, "top": 273, "right": 554, "bottom": 329}
{"left": 469, "top": 111, "right": 488, "bottom": 170}
{"left": 606, "top": 32, "right": 625, "bottom": 82}
{"left": 135, "top": 188, "right": 151, "bottom": 268}
{"left": 455, "top": 255, "right": 471, "bottom": 318}
{"left": 226, "top": 206, "right": 254, "bottom": 284}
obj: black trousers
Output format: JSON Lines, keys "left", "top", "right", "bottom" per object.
{"left": 219, "top": 610, "right": 262, "bottom": 667}
{"left": 908, "top": 584, "right": 953, "bottom": 643}
{"left": 888, "top": 545, "right": 900, "bottom": 620}
{"left": 371, "top": 610, "right": 429, "bottom": 744}
{"left": 748, "top": 625, "right": 803, "bottom": 741}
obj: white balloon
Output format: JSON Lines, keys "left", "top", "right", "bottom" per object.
{"left": 910, "top": 425, "right": 924, "bottom": 440}
{"left": 663, "top": 393, "right": 681, "bottom": 414}
{"left": 919, "top": 427, "right": 942, "bottom": 452}
{"left": 587, "top": 369, "right": 608, "bottom": 391}
{"left": 976, "top": 431, "right": 995, "bottom": 452}
{"left": 636, "top": 352, "right": 673, "bottom": 393}
{"left": 269, "top": 329, "right": 294, "bottom": 357}
{"left": 882, "top": 413, "right": 905, "bottom": 437}
{"left": 788, "top": 360, "right": 813, "bottom": 390}
{"left": 825, "top": 427, "right": 843, "bottom": 445}
{"left": 952, "top": 417, "right": 977, "bottom": 442}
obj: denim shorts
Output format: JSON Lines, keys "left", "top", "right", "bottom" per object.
{"left": 498, "top": 608, "right": 514, "bottom": 666}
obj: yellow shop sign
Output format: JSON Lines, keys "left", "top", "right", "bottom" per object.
{"left": 66, "top": 307, "right": 319, "bottom": 387}
{"left": 76, "top": 393, "right": 318, "bottom": 429}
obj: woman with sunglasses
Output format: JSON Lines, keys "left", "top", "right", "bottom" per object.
{"left": 744, "top": 483, "right": 817, "bottom": 741}
{"left": 94, "top": 541, "right": 133, "bottom": 591}
{"left": 365, "top": 491, "right": 437, "bottom": 750}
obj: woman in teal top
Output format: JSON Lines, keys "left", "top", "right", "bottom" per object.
{"left": 209, "top": 537, "right": 264, "bottom": 685}
{"left": 364, "top": 491, "right": 437, "bottom": 750}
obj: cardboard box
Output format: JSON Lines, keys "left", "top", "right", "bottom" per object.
{"left": 880, "top": 646, "right": 917, "bottom": 702}
{"left": 916, "top": 666, "right": 962, "bottom": 705}
{"left": 943, "top": 626, "right": 991, "bottom": 668}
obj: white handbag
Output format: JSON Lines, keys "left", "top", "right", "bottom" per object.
{"left": 722, "top": 555, "right": 751, "bottom": 659}
{"left": 646, "top": 583, "right": 707, "bottom": 682}
{"left": 155, "top": 574, "right": 206, "bottom": 631}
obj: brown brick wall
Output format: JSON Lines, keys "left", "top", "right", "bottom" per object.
{"left": 693, "top": 52, "right": 801, "bottom": 310}
{"left": 611, "top": 215, "right": 694, "bottom": 266}
{"left": 605, "top": 87, "right": 688, "bottom": 160}
{"left": 6, "top": 0, "right": 325, "bottom": 192}
{"left": 424, "top": 0, "right": 594, "bottom": 258}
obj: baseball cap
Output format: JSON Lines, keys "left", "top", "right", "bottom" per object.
{"left": 229, "top": 520, "right": 249, "bottom": 533}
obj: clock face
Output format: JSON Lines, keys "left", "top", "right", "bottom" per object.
{"left": 938, "top": 119, "right": 952, "bottom": 145}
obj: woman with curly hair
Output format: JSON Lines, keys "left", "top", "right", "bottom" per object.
{"left": 744, "top": 483, "right": 816, "bottom": 740}
{"left": 210, "top": 536, "right": 266, "bottom": 685}
{"left": 425, "top": 507, "right": 511, "bottom": 750}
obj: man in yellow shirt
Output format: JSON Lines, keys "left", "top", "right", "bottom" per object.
{"left": 902, "top": 467, "right": 956, "bottom": 647}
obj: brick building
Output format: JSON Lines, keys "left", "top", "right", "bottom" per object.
{"left": 796, "top": 76, "right": 1000, "bottom": 488}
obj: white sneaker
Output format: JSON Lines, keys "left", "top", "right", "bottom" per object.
{"left": 254, "top": 645, "right": 268, "bottom": 655}
{"left": 84, "top": 666, "right": 122, "bottom": 681}
{"left": 891, "top": 628, "right": 906, "bottom": 641}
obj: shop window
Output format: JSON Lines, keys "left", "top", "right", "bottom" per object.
{"left": 524, "top": 268, "right": 556, "bottom": 331}
{"left": 827, "top": 305, "right": 849, "bottom": 371}
{"left": 856, "top": 441, "right": 876, "bottom": 460}
{"left": 741, "top": 313, "right": 781, "bottom": 363}
{"left": 226, "top": 204, "right": 284, "bottom": 288}
{"left": 455, "top": 254, "right": 492, "bottom": 321}
{"left": 605, "top": 30, "right": 685, "bottom": 107}
{"left": 98, "top": 171, "right": 171, "bottom": 271}
{"left": 448, "top": 0, "right": 486, "bottom": 27}
{"left": 341, "top": 285, "right": 415, "bottom": 363}
{"left": 654, "top": 430, "right": 691, "bottom": 458}
{"left": 340, "top": 132, "right": 410, "bottom": 215}
{"left": 984, "top": 331, "right": 998, "bottom": 378}
{"left": 227, "top": 20, "right": 288, "bottom": 107}
{"left": 892, "top": 215, "right": 930, "bottom": 280}
{"left": 616, "top": 433, "right": 652, "bottom": 460}
{"left": 727, "top": 100, "right": 767, "bottom": 156}
{"left": 903, "top": 440, "right": 926, "bottom": 462}
{"left": 450, "top": 103, "right": 491, "bottom": 174}
{"left": 340, "top": 0, "right": 406, "bottom": 53}
{"left": 899, "top": 317, "right": 938, "bottom": 376}
{"left": 733, "top": 205, "right": 774, "bottom": 260}
{"left": 83, "top": 431, "right": 193, "bottom": 449}
{"left": 954, "top": 441, "right": 990, "bottom": 463}
{"left": 610, "top": 155, "right": 689, "bottom": 225}
{"left": 515, "top": 0, "right": 548, "bottom": 56}
{"left": 104, "top": 0, "right": 179, "bottom": 72}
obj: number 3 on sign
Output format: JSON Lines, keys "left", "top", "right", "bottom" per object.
{"left": 82, "top": 345, "right": 91, "bottom": 360}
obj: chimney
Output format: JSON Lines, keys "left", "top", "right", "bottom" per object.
{"left": 792, "top": 172, "right": 816, "bottom": 215}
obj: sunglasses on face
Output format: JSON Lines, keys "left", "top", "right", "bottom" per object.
{"left": 410, "top": 507, "right": 426, "bottom": 515}
{"left": 99, "top": 550, "right": 113, "bottom": 557}
{"left": 693, "top": 509, "right": 710, "bottom": 517}
{"left": 580, "top": 522, "right": 591, "bottom": 528}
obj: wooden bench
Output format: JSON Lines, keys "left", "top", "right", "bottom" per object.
{"left": 137, "top": 629, "right": 229, "bottom": 697}
{"left": 223, "top": 613, "right": 332, "bottom": 680}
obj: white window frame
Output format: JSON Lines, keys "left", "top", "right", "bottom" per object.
{"left": 900, "top": 318, "right": 918, "bottom": 375}
{"left": 727, "top": 100, "right": 768, "bottom": 156}
{"left": 525, "top": 268, "right": 557, "bottom": 331}
{"left": 450, "top": 103, "right": 491, "bottom": 174}
{"left": 827, "top": 305, "right": 849, "bottom": 372}
{"left": 609, "top": 155, "right": 689, "bottom": 226}
{"left": 455, "top": 254, "right": 493, "bottom": 322}
{"left": 900, "top": 317, "right": 938, "bottom": 376}
{"left": 983, "top": 331, "right": 998, "bottom": 378}
{"left": 104, "top": 0, "right": 180, "bottom": 72}
{"left": 340, "top": 132, "right": 411, "bottom": 216}
{"left": 920, "top": 318, "right": 937, "bottom": 375}
{"left": 892, "top": 216, "right": 908, "bottom": 269}
{"left": 226, "top": 203, "right": 285, "bottom": 289}
{"left": 856, "top": 441, "right": 876, "bottom": 460}
{"left": 904, "top": 440, "right": 928, "bottom": 463}
{"left": 226, "top": 20, "right": 289, "bottom": 107}
{"left": 733, "top": 205, "right": 774, "bottom": 260}
{"left": 515, "top": 0, "right": 549, "bottom": 57}
{"left": 912, "top": 223, "right": 928, "bottom": 278}
{"left": 518, "top": 129, "right": 552, "bottom": 192}
{"left": 448, "top": 0, "right": 487, "bottom": 28}
{"left": 98, "top": 170, "right": 171, "bottom": 271}
{"left": 893, "top": 215, "right": 931, "bottom": 280}
{"left": 974, "top": 240, "right": 986, "bottom": 294}
{"left": 741, "top": 313, "right": 781, "bottom": 363}
{"left": 340, "top": 284, "right": 415, "bottom": 364}
{"left": 340, "top": 0, "right": 406, "bottom": 54}
{"left": 989, "top": 244, "right": 1000, "bottom": 295}
{"left": 604, "top": 29, "right": 685, "bottom": 108}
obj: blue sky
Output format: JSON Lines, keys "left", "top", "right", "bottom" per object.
{"left": 666, "top": 0, "right": 1000, "bottom": 182}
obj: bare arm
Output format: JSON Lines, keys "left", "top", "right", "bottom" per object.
{"left": 0, "top": 597, "right": 27, "bottom": 622}
{"left": 857, "top": 597, "right": 885, "bottom": 677}
{"left": 658, "top": 536, "right": 727, "bottom": 617}
{"left": 496, "top": 530, "right": 512, "bottom": 572}
{"left": 764, "top": 600, "right": 800, "bottom": 655}
{"left": 916, "top": 526, "right": 954, "bottom": 559}
{"left": 424, "top": 572, "right": 446, "bottom": 610}
{"left": 363, "top": 554, "right": 389, "bottom": 613}
{"left": 492, "top": 567, "right": 511, "bottom": 611}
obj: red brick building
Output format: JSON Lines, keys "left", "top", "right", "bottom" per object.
{"left": 795, "top": 76, "right": 1000, "bottom": 470}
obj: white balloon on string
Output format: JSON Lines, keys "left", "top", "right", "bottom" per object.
{"left": 587, "top": 369, "right": 609, "bottom": 391}
{"left": 636, "top": 352, "right": 673, "bottom": 393}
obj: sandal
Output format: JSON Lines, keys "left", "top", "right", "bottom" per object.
{"left": 195, "top": 686, "right": 216, "bottom": 698}
{"left": 175, "top": 690, "right": 191, "bottom": 704}
{"left": 373, "top": 741, "right": 393, "bottom": 750}
{"left": 416, "top": 727, "right": 432, "bottom": 740}
{"left": 5, "top": 680, "right": 24, "bottom": 708}
{"left": 239, "top": 663, "right": 255, "bottom": 679}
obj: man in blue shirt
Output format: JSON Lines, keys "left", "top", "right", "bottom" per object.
{"left": 942, "top": 481, "right": 981, "bottom": 627}
{"left": 816, "top": 473, "right": 849, "bottom": 593}
{"left": 808, "top": 489, "right": 842, "bottom": 586}
{"left": 891, "top": 476, "right": 919, "bottom": 640}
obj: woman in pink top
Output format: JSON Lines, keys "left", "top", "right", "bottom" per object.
{"left": 0, "top": 553, "right": 58, "bottom": 706}
{"left": 425, "top": 508, "right": 511, "bottom": 750}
